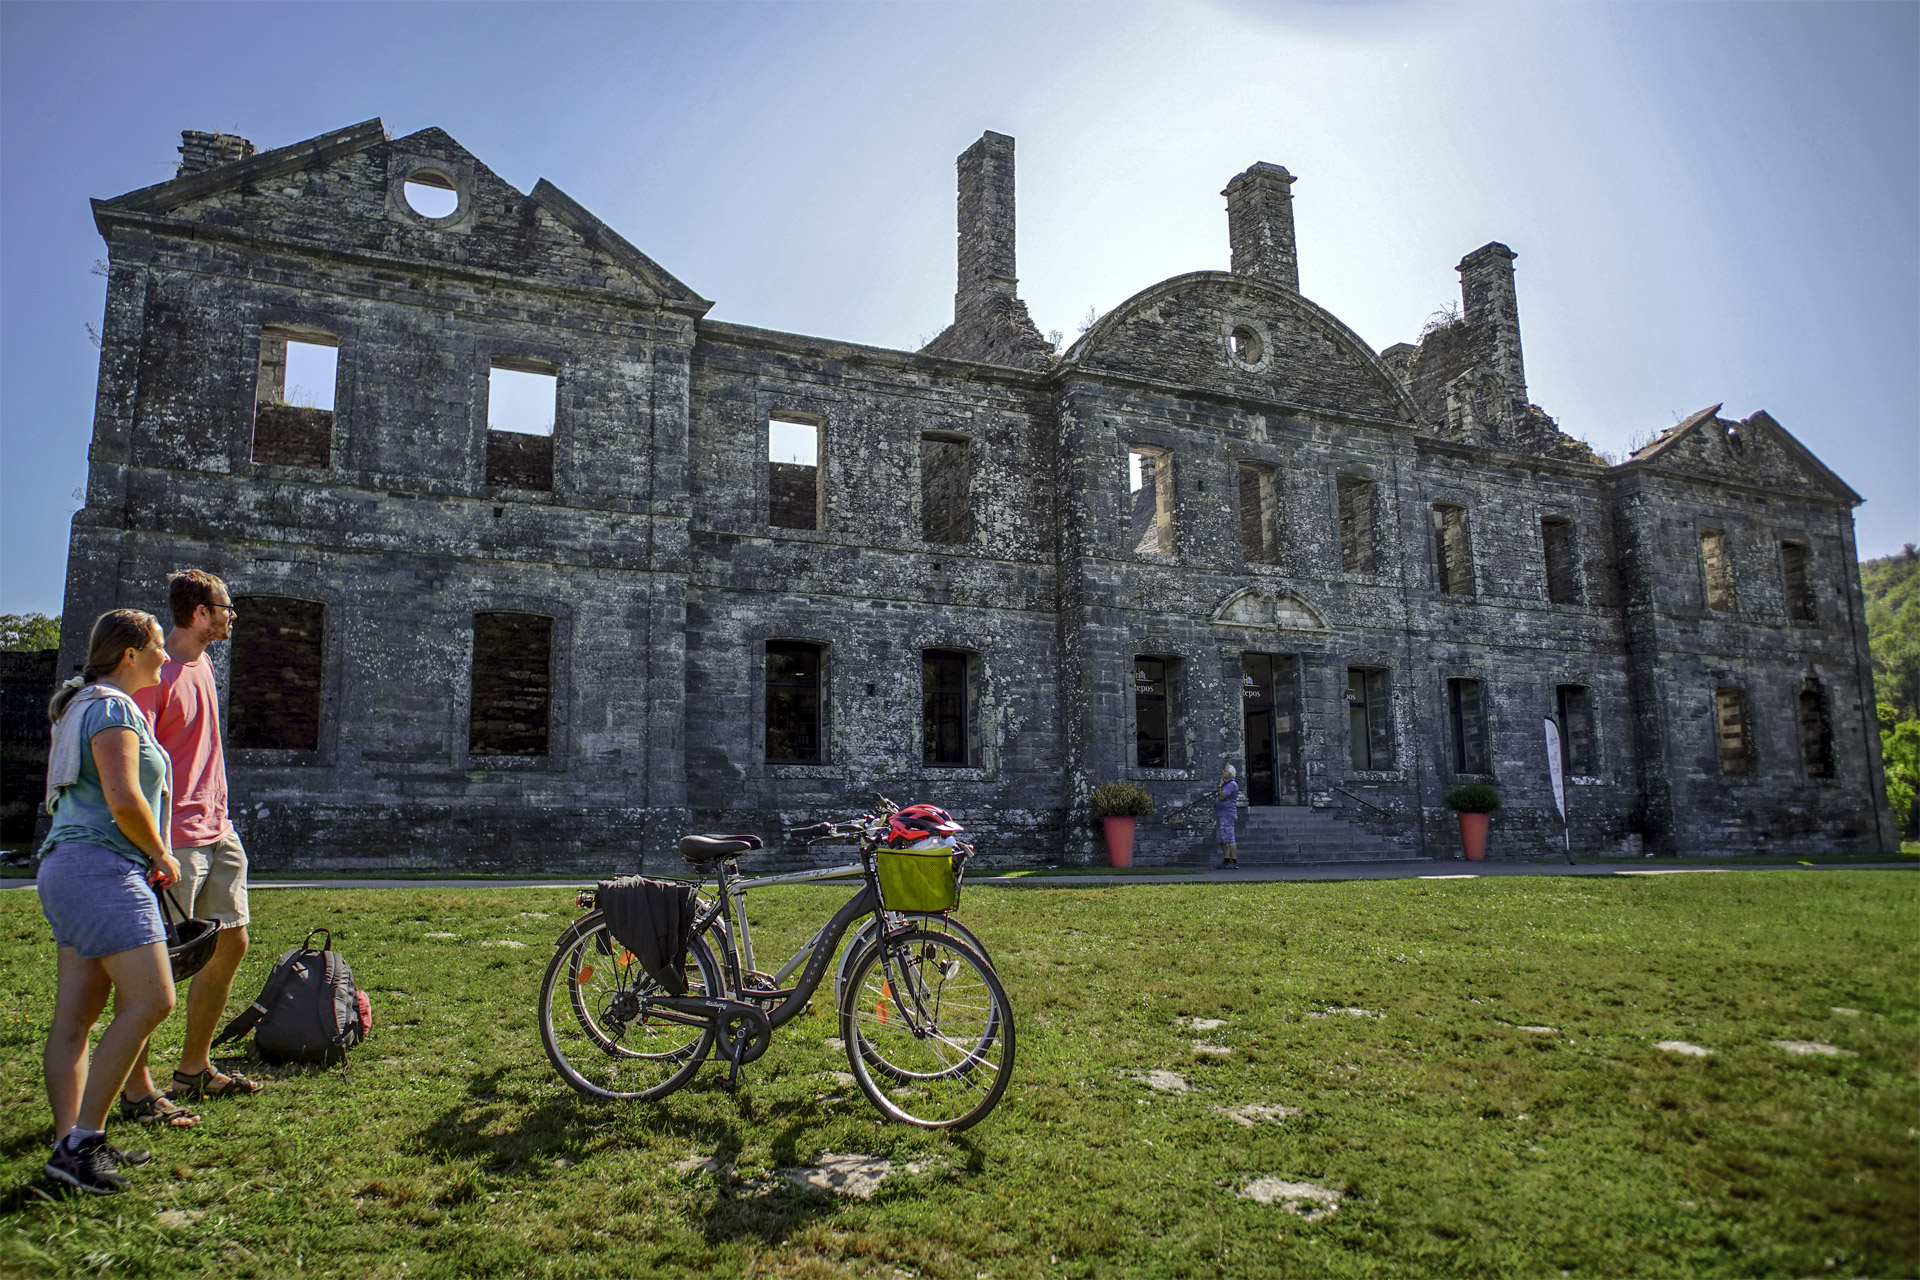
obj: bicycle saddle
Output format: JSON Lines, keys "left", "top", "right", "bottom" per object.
{"left": 677, "top": 833, "right": 765, "bottom": 862}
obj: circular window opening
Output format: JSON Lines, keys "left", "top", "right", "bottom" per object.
{"left": 1229, "top": 325, "right": 1263, "bottom": 365}
{"left": 403, "top": 171, "right": 460, "bottom": 219}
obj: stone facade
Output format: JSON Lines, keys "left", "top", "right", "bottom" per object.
{"left": 53, "top": 119, "right": 1895, "bottom": 871}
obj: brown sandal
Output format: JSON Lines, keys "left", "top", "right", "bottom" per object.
{"left": 170, "top": 1067, "right": 263, "bottom": 1100}
{"left": 120, "top": 1091, "right": 200, "bottom": 1128}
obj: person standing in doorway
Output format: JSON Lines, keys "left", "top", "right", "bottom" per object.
{"left": 1215, "top": 764, "right": 1240, "bottom": 869}
{"left": 123, "top": 570, "right": 263, "bottom": 1120}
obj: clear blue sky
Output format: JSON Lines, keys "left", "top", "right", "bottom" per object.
{"left": 3, "top": 1, "right": 1915, "bottom": 615}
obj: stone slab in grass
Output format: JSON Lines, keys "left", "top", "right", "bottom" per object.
{"left": 780, "top": 1152, "right": 936, "bottom": 1200}
{"left": 1176, "top": 1016, "right": 1226, "bottom": 1030}
{"left": 1212, "top": 1102, "right": 1301, "bottom": 1127}
{"left": 1773, "top": 1039, "right": 1856, "bottom": 1057}
{"left": 478, "top": 940, "right": 527, "bottom": 949}
{"left": 1240, "top": 1177, "right": 1341, "bottom": 1220}
{"left": 1655, "top": 1040, "right": 1713, "bottom": 1056}
{"left": 1308, "top": 1006, "right": 1383, "bottom": 1019}
{"left": 1831, "top": 1006, "right": 1861, "bottom": 1016}
{"left": 1131, "top": 1069, "right": 1190, "bottom": 1092}
{"left": 1192, "top": 1040, "right": 1232, "bottom": 1055}
{"left": 672, "top": 1153, "right": 729, "bottom": 1176}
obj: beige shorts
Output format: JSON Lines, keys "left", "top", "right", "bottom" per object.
{"left": 174, "top": 831, "right": 250, "bottom": 928}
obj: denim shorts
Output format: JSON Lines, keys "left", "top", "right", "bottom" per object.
{"left": 37, "top": 841, "right": 166, "bottom": 960}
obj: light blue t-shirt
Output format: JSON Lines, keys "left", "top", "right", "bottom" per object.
{"left": 41, "top": 696, "right": 168, "bottom": 867}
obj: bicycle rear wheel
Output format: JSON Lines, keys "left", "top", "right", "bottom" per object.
{"left": 540, "top": 913, "right": 719, "bottom": 1101}
{"left": 839, "top": 927, "right": 1014, "bottom": 1130}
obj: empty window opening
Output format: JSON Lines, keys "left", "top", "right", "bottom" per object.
{"left": 1228, "top": 326, "right": 1263, "bottom": 365}
{"left": 1346, "top": 667, "right": 1394, "bottom": 770}
{"left": 1447, "top": 678, "right": 1490, "bottom": 774}
{"left": 1555, "top": 684, "right": 1596, "bottom": 775}
{"left": 1134, "top": 656, "right": 1179, "bottom": 767}
{"left": 769, "top": 416, "right": 822, "bottom": 530}
{"left": 402, "top": 170, "right": 459, "bottom": 219}
{"left": 1432, "top": 504, "right": 1474, "bottom": 595}
{"left": 922, "top": 649, "right": 977, "bottom": 766}
{"left": 921, "top": 435, "right": 971, "bottom": 544}
{"left": 1701, "top": 529, "right": 1737, "bottom": 613}
{"left": 1128, "top": 446, "right": 1174, "bottom": 555}
{"left": 252, "top": 330, "right": 337, "bottom": 468}
{"left": 766, "top": 641, "right": 824, "bottom": 762}
{"left": 1239, "top": 463, "right": 1278, "bottom": 564}
{"left": 1541, "top": 518, "right": 1581, "bottom": 605}
{"left": 228, "top": 597, "right": 324, "bottom": 751}
{"left": 486, "top": 361, "right": 557, "bottom": 491}
{"left": 1798, "top": 678, "right": 1835, "bottom": 779}
{"left": 1714, "top": 686, "right": 1752, "bottom": 776}
{"left": 1337, "top": 476, "right": 1376, "bottom": 573}
{"left": 1780, "top": 541, "right": 1816, "bottom": 622}
{"left": 469, "top": 612, "right": 553, "bottom": 757}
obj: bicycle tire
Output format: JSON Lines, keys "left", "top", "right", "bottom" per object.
{"left": 834, "top": 912, "right": 995, "bottom": 1009}
{"left": 839, "top": 927, "right": 1014, "bottom": 1131}
{"left": 540, "top": 913, "right": 719, "bottom": 1101}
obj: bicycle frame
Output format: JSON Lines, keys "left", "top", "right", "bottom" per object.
{"left": 711, "top": 860, "right": 866, "bottom": 988}
{"left": 686, "top": 856, "right": 883, "bottom": 1039}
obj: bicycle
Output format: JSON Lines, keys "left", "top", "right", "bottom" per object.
{"left": 539, "top": 799, "right": 1015, "bottom": 1130}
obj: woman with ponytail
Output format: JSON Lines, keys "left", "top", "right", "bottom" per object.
{"left": 36, "top": 609, "right": 183, "bottom": 1195}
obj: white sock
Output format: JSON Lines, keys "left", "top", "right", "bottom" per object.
{"left": 61, "top": 1127, "right": 104, "bottom": 1150}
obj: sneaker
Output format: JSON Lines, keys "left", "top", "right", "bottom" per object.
{"left": 43, "top": 1134, "right": 128, "bottom": 1195}
{"left": 107, "top": 1143, "right": 153, "bottom": 1167}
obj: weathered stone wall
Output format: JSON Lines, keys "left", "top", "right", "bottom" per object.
{"left": 52, "top": 119, "right": 1893, "bottom": 872}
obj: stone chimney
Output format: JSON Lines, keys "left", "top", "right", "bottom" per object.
{"left": 920, "top": 132, "right": 1053, "bottom": 369}
{"left": 1457, "top": 242, "right": 1526, "bottom": 403}
{"left": 177, "top": 130, "right": 255, "bottom": 178}
{"left": 1223, "top": 162, "right": 1298, "bottom": 291}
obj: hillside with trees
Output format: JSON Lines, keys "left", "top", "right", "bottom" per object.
{"left": 1862, "top": 546, "right": 1918, "bottom": 842}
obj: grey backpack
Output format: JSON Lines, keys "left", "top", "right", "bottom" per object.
{"left": 212, "top": 929, "right": 372, "bottom": 1067}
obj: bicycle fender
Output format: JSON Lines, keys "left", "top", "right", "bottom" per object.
{"left": 553, "top": 911, "right": 603, "bottom": 950}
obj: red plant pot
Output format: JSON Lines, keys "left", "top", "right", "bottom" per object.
{"left": 1101, "top": 816, "right": 1137, "bottom": 868}
{"left": 1458, "top": 811, "right": 1490, "bottom": 861}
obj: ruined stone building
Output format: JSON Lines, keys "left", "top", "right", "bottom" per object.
{"left": 55, "top": 119, "right": 1895, "bottom": 870}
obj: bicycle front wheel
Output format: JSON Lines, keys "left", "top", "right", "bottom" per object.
{"left": 839, "top": 927, "right": 1014, "bottom": 1130}
{"left": 540, "top": 913, "right": 719, "bottom": 1101}
{"left": 835, "top": 912, "right": 996, "bottom": 1009}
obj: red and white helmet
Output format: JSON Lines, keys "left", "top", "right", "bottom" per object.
{"left": 886, "top": 803, "right": 963, "bottom": 846}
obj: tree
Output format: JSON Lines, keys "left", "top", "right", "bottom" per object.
{"left": 0, "top": 613, "right": 60, "bottom": 651}
{"left": 1879, "top": 705, "right": 1919, "bottom": 841}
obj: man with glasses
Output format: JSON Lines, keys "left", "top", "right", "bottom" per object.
{"left": 123, "top": 570, "right": 262, "bottom": 1128}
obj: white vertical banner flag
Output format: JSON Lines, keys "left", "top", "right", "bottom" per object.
{"left": 1544, "top": 718, "right": 1566, "bottom": 821}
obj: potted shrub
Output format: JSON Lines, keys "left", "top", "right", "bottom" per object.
{"left": 1090, "top": 782, "right": 1153, "bottom": 868}
{"left": 1444, "top": 784, "right": 1501, "bottom": 860}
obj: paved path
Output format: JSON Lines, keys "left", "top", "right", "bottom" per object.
{"left": 8, "top": 858, "right": 1909, "bottom": 892}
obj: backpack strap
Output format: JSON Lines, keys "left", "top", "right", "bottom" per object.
{"left": 210, "top": 950, "right": 305, "bottom": 1049}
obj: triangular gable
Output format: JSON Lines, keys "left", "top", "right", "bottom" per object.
{"left": 1209, "top": 585, "right": 1329, "bottom": 631}
{"left": 1621, "top": 405, "right": 1860, "bottom": 504}
{"left": 94, "top": 121, "right": 707, "bottom": 310}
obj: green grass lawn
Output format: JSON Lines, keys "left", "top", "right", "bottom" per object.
{"left": 0, "top": 873, "right": 1914, "bottom": 1279}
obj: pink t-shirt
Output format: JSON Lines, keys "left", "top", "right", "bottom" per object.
{"left": 134, "top": 654, "right": 232, "bottom": 847}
